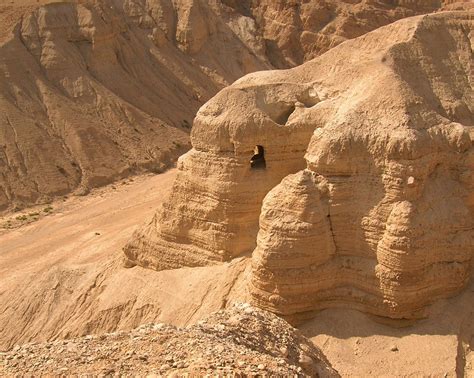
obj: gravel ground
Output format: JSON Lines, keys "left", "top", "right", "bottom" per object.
{"left": 0, "top": 303, "right": 338, "bottom": 377}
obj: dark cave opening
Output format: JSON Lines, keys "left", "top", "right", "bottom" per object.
{"left": 250, "top": 145, "right": 266, "bottom": 169}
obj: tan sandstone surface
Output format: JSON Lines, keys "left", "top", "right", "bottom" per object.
{"left": 0, "top": 0, "right": 456, "bottom": 211}
{"left": 0, "top": 170, "right": 472, "bottom": 376}
{"left": 0, "top": 169, "right": 252, "bottom": 352}
{"left": 124, "top": 11, "right": 474, "bottom": 322}
{"left": 1, "top": 2, "right": 473, "bottom": 377}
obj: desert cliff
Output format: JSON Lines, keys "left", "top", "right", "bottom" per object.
{"left": 0, "top": 0, "right": 451, "bottom": 211}
{"left": 0, "top": 1, "right": 473, "bottom": 376}
{"left": 125, "top": 11, "right": 473, "bottom": 320}
{"left": 1, "top": 167, "right": 473, "bottom": 375}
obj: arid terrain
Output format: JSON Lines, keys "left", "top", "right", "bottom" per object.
{"left": 0, "top": 0, "right": 473, "bottom": 377}
{"left": 0, "top": 0, "right": 459, "bottom": 212}
{"left": 0, "top": 169, "right": 472, "bottom": 376}
{"left": 0, "top": 303, "right": 337, "bottom": 376}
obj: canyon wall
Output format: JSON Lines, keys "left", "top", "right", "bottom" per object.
{"left": 0, "top": 0, "right": 268, "bottom": 211}
{"left": 125, "top": 11, "right": 473, "bottom": 320}
{"left": 0, "top": 0, "right": 450, "bottom": 211}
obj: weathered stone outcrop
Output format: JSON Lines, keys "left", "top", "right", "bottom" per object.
{"left": 0, "top": 304, "right": 338, "bottom": 377}
{"left": 125, "top": 12, "right": 473, "bottom": 320}
{"left": 1, "top": 0, "right": 456, "bottom": 211}
{"left": 123, "top": 79, "right": 320, "bottom": 269}
{"left": 250, "top": 12, "right": 474, "bottom": 320}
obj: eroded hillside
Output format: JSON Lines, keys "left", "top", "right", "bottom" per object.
{"left": 124, "top": 11, "right": 474, "bottom": 321}
{"left": 0, "top": 0, "right": 451, "bottom": 211}
{"left": 0, "top": 167, "right": 472, "bottom": 375}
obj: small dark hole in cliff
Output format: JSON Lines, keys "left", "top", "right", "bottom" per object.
{"left": 250, "top": 145, "right": 266, "bottom": 169}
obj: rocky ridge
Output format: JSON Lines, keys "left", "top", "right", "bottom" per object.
{"left": 0, "top": 304, "right": 337, "bottom": 377}
{"left": 251, "top": 11, "right": 474, "bottom": 321}
{"left": 0, "top": 0, "right": 454, "bottom": 211}
{"left": 124, "top": 11, "right": 474, "bottom": 321}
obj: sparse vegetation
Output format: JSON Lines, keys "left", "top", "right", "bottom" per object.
{"left": 181, "top": 119, "right": 191, "bottom": 129}
{"left": 43, "top": 206, "right": 53, "bottom": 213}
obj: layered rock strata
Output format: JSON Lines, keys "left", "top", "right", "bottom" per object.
{"left": 123, "top": 80, "right": 320, "bottom": 269}
{"left": 250, "top": 12, "right": 474, "bottom": 320}
{"left": 125, "top": 12, "right": 473, "bottom": 320}
{"left": 0, "top": 0, "right": 456, "bottom": 210}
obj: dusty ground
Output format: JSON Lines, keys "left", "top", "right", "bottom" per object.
{"left": 302, "top": 288, "right": 474, "bottom": 377}
{"left": 0, "top": 304, "right": 337, "bottom": 377}
{"left": 0, "top": 169, "right": 472, "bottom": 376}
{"left": 0, "top": 169, "right": 251, "bottom": 350}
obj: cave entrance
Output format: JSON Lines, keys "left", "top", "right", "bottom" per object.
{"left": 250, "top": 145, "right": 266, "bottom": 169}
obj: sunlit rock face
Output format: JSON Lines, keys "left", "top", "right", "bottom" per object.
{"left": 1, "top": 0, "right": 445, "bottom": 211}
{"left": 125, "top": 12, "right": 473, "bottom": 320}
{"left": 123, "top": 76, "right": 321, "bottom": 269}
{"left": 250, "top": 12, "right": 474, "bottom": 321}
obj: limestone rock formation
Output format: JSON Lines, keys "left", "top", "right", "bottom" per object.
{"left": 125, "top": 12, "right": 473, "bottom": 320}
{"left": 251, "top": 12, "right": 474, "bottom": 320}
{"left": 123, "top": 79, "right": 320, "bottom": 269}
{"left": 0, "top": 0, "right": 454, "bottom": 211}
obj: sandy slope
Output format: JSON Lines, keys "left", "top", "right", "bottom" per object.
{"left": 0, "top": 169, "right": 250, "bottom": 351}
{"left": 0, "top": 169, "right": 472, "bottom": 376}
{"left": 302, "top": 284, "right": 474, "bottom": 377}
